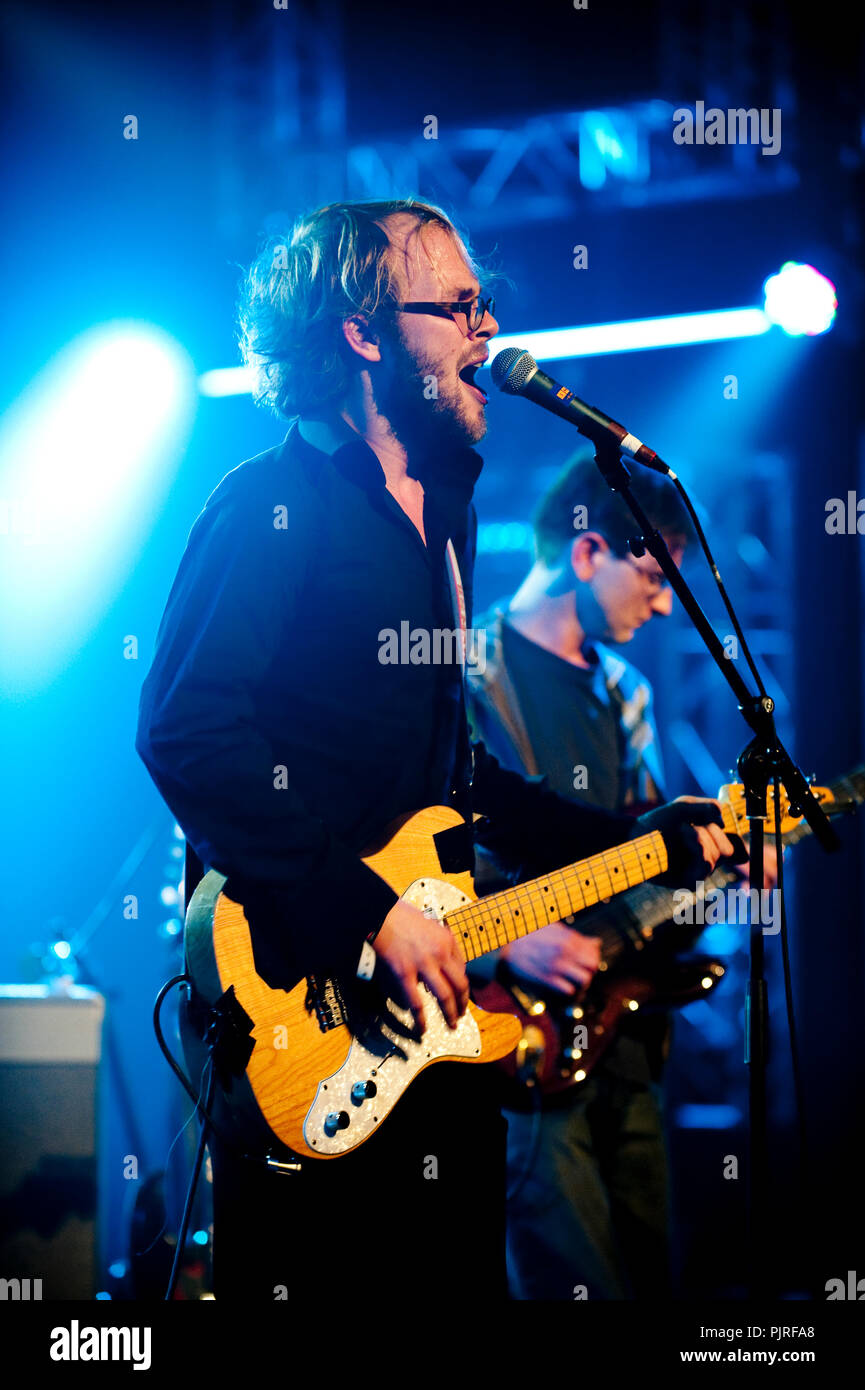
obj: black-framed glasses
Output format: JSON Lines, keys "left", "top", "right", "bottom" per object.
{"left": 624, "top": 554, "right": 670, "bottom": 594}
{"left": 393, "top": 295, "right": 496, "bottom": 334}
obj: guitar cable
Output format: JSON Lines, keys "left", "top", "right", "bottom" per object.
{"left": 667, "top": 475, "right": 766, "bottom": 699}
{"left": 152, "top": 974, "right": 280, "bottom": 1168}
{"left": 153, "top": 975, "right": 230, "bottom": 1143}
{"left": 130, "top": 1046, "right": 213, "bottom": 1263}
{"left": 153, "top": 974, "right": 308, "bottom": 1299}
{"left": 163, "top": 1052, "right": 216, "bottom": 1301}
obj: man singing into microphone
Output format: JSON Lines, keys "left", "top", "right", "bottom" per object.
{"left": 136, "top": 198, "right": 732, "bottom": 1300}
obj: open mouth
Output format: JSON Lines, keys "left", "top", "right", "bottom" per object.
{"left": 458, "top": 362, "right": 488, "bottom": 404}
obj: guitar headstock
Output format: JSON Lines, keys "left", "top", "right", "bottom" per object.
{"left": 717, "top": 782, "right": 834, "bottom": 838}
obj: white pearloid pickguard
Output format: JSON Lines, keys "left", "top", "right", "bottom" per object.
{"left": 304, "top": 877, "right": 479, "bottom": 1155}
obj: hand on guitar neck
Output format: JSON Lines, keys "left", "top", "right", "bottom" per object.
{"left": 636, "top": 796, "right": 737, "bottom": 885}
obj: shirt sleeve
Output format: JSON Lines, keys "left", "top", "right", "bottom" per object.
{"left": 135, "top": 484, "right": 397, "bottom": 990}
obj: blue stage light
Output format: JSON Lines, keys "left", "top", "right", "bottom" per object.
{"left": 487, "top": 308, "right": 771, "bottom": 363}
{"left": 762, "top": 262, "right": 837, "bottom": 336}
{"left": 199, "top": 365, "right": 256, "bottom": 396}
{"left": 0, "top": 322, "right": 195, "bottom": 695}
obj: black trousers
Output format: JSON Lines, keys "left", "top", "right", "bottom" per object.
{"left": 208, "top": 1061, "right": 508, "bottom": 1301}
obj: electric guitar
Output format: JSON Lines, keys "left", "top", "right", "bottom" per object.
{"left": 181, "top": 783, "right": 807, "bottom": 1161}
{"left": 476, "top": 774, "right": 856, "bottom": 1098}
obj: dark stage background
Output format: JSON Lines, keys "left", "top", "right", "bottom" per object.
{"left": 0, "top": 0, "right": 863, "bottom": 1302}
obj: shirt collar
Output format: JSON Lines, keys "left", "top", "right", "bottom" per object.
{"left": 286, "top": 417, "right": 484, "bottom": 504}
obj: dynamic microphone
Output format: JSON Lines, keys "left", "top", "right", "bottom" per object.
{"left": 490, "top": 347, "right": 672, "bottom": 477}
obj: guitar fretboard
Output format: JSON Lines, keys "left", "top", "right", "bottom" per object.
{"left": 782, "top": 767, "right": 865, "bottom": 846}
{"left": 589, "top": 766, "right": 865, "bottom": 965}
{"left": 444, "top": 831, "right": 667, "bottom": 963}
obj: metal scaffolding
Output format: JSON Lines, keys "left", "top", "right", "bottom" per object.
{"left": 207, "top": 1, "right": 798, "bottom": 239}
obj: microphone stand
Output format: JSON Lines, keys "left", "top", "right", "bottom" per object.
{"left": 586, "top": 434, "right": 839, "bottom": 1300}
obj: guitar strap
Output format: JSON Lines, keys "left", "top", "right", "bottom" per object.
{"left": 478, "top": 610, "right": 542, "bottom": 777}
{"left": 444, "top": 537, "right": 476, "bottom": 831}
{"left": 444, "top": 538, "right": 468, "bottom": 668}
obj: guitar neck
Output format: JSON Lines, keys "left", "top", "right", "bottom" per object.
{"left": 833, "top": 766, "right": 865, "bottom": 805}
{"left": 592, "top": 766, "right": 865, "bottom": 962}
{"left": 590, "top": 865, "right": 739, "bottom": 967}
{"left": 446, "top": 768, "right": 863, "bottom": 969}
{"left": 445, "top": 831, "right": 668, "bottom": 964}
{"left": 782, "top": 767, "right": 865, "bottom": 846}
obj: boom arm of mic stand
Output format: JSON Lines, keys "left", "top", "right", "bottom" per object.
{"left": 585, "top": 433, "right": 840, "bottom": 853}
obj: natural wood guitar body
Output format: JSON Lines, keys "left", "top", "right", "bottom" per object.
{"left": 183, "top": 806, "right": 524, "bottom": 1160}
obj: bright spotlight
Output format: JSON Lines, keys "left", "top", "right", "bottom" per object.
{"left": 0, "top": 322, "right": 196, "bottom": 695}
{"left": 762, "top": 262, "right": 837, "bottom": 336}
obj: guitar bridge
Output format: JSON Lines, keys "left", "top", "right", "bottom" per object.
{"left": 305, "top": 975, "right": 348, "bottom": 1032}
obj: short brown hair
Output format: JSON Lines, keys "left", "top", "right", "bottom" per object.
{"left": 533, "top": 449, "right": 694, "bottom": 565}
{"left": 237, "top": 199, "right": 480, "bottom": 419}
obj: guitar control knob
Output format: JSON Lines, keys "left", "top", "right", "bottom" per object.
{"left": 350, "top": 1080, "right": 377, "bottom": 1105}
{"left": 323, "top": 1111, "right": 350, "bottom": 1137}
